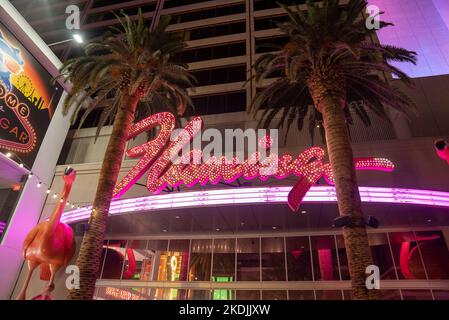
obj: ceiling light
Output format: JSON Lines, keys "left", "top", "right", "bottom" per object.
{"left": 6, "top": 152, "right": 12, "bottom": 158}
{"left": 73, "top": 33, "right": 83, "bottom": 43}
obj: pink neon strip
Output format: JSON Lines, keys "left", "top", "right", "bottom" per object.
{"left": 60, "top": 186, "right": 449, "bottom": 224}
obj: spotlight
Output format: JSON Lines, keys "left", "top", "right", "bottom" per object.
{"left": 333, "top": 216, "right": 351, "bottom": 228}
{"left": 365, "top": 216, "right": 379, "bottom": 228}
{"left": 6, "top": 152, "right": 12, "bottom": 158}
{"left": 28, "top": 173, "right": 33, "bottom": 178}
{"left": 73, "top": 33, "right": 83, "bottom": 43}
{"left": 36, "top": 182, "right": 42, "bottom": 187}
{"left": 46, "top": 189, "right": 51, "bottom": 194}
{"left": 19, "top": 163, "right": 24, "bottom": 168}
{"left": 53, "top": 193, "right": 58, "bottom": 199}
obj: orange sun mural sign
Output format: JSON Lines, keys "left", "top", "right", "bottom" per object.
{"left": 0, "top": 22, "right": 63, "bottom": 167}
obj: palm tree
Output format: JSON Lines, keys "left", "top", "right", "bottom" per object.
{"left": 251, "top": 0, "right": 416, "bottom": 299}
{"left": 59, "top": 10, "right": 194, "bottom": 300}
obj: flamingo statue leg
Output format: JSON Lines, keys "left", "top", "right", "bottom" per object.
{"left": 16, "top": 260, "right": 39, "bottom": 300}
{"left": 40, "top": 264, "right": 61, "bottom": 299}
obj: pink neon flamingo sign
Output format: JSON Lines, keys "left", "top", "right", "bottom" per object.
{"left": 113, "top": 112, "right": 395, "bottom": 212}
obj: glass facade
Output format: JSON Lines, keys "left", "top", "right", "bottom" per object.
{"left": 94, "top": 229, "right": 449, "bottom": 300}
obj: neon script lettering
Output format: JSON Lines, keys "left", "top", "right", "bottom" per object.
{"left": 113, "top": 112, "right": 395, "bottom": 211}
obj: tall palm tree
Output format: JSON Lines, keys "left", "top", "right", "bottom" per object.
{"left": 251, "top": 0, "right": 416, "bottom": 299}
{"left": 59, "top": 10, "right": 194, "bottom": 300}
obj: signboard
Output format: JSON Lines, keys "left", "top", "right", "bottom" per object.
{"left": 113, "top": 112, "right": 395, "bottom": 211}
{"left": 0, "top": 22, "right": 63, "bottom": 168}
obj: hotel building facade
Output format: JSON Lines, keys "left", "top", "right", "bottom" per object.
{"left": 1, "top": 0, "right": 449, "bottom": 300}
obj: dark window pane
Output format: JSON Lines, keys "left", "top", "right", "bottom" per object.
{"left": 335, "top": 236, "right": 350, "bottom": 280}
{"left": 433, "top": 290, "right": 449, "bottom": 300}
{"left": 389, "top": 232, "right": 426, "bottom": 280}
{"left": 415, "top": 231, "right": 449, "bottom": 279}
{"left": 189, "top": 239, "right": 212, "bottom": 281}
{"left": 368, "top": 233, "right": 397, "bottom": 280}
{"left": 286, "top": 236, "right": 313, "bottom": 281}
{"left": 261, "top": 237, "right": 286, "bottom": 281}
{"left": 288, "top": 290, "right": 315, "bottom": 300}
{"left": 401, "top": 290, "right": 433, "bottom": 300}
{"left": 311, "top": 236, "right": 340, "bottom": 281}
{"left": 315, "top": 290, "right": 343, "bottom": 300}
{"left": 237, "top": 238, "right": 260, "bottom": 281}
{"left": 212, "top": 239, "right": 236, "bottom": 280}
{"left": 255, "top": 36, "right": 289, "bottom": 54}
{"left": 189, "top": 91, "right": 246, "bottom": 116}
{"left": 262, "top": 290, "right": 287, "bottom": 300}
{"left": 101, "top": 239, "right": 127, "bottom": 280}
{"left": 236, "top": 290, "right": 261, "bottom": 300}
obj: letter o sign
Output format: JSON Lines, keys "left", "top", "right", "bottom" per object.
{"left": 0, "top": 84, "right": 6, "bottom": 99}
{"left": 17, "top": 103, "right": 30, "bottom": 118}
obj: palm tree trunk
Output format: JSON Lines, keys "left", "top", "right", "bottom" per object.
{"left": 67, "top": 92, "right": 139, "bottom": 300}
{"left": 312, "top": 91, "right": 378, "bottom": 300}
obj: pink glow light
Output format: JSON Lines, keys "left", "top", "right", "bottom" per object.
{"left": 61, "top": 186, "right": 449, "bottom": 224}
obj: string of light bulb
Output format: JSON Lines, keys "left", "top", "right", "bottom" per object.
{"left": 2, "top": 151, "right": 84, "bottom": 210}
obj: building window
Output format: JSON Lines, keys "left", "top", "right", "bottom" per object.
{"left": 254, "top": 0, "right": 305, "bottom": 11}
{"left": 164, "top": 0, "right": 213, "bottom": 9}
{"left": 389, "top": 232, "right": 427, "bottom": 280}
{"left": 261, "top": 237, "right": 286, "bottom": 281}
{"left": 189, "top": 91, "right": 247, "bottom": 116}
{"left": 189, "top": 239, "right": 213, "bottom": 281}
{"left": 236, "top": 290, "right": 261, "bottom": 300}
{"left": 288, "top": 290, "right": 315, "bottom": 300}
{"left": 368, "top": 233, "right": 397, "bottom": 280}
{"left": 212, "top": 239, "right": 236, "bottom": 282}
{"left": 180, "top": 22, "right": 245, "bottom": 41}
{"left": 192, "top": 65, "right": 247, "bottom": 87}
{"left": 121, "top": 240, "right": 150, "bottom": 281}
{"left": 254, "top": 15, "right": 290, "bottom": 31}
{"left": 286, "top": 236, "right": 313, "bottom": 281}
{"left": 311, "top": 235, "right": 340, "bottom": 281}
{"left": 415, "top": 231, "right": 449, "bottom": 279}
{"left": 99, "top": 239, "right": 127, "bottom": 280}
{"left": 178, "top": 42, "right": 246, "bottom": 63}
{"left": 255, "top": 36, "right": 289, "bottom": 54}
{"left": 401, "top": 290, "right": 434, "bottom": 300}
{"left": 167, "top": 239, "right": 190, "bottom": 281}
{"left": 169, "top": 4, "right": 246, "bottom": 24}
{"left": 261, "top": 290, "right": 287, "bottom": 300}
{"left": 236, "top": 238, "right": 260, "bottom": 281}
{"left": 315, "top": 290, "right": 343, "bottom": 300}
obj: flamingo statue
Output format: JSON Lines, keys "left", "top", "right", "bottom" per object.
{"left": 16, "top": 167, "right": 77, "bottom": 300}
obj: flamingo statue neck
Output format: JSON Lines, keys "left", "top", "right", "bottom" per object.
{"left": 48, "top": 169, "right": 76, "bottom": 228}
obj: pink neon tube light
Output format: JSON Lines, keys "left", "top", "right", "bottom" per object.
{"left": 60, "top": 186, "right": 449, "bottom": 224}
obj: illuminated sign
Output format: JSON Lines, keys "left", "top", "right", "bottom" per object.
{"left": 0, "top": 23, "right": 63, "bottom": 167}
{"left": 113, "top": 112, "right": 394, "bottom": 211}
{"left": 104, "top": 287, "right": 141, "bottom": 300}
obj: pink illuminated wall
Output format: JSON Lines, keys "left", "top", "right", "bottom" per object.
{"left": 369, "top": 0, "right": 449, "bottom": 77}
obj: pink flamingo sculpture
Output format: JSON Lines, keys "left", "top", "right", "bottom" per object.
{"left": 16, "top": 167, "right": 77, "bottom": 300}
{"left": 435, "top": 139, "right": 449, "bottom": 165}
